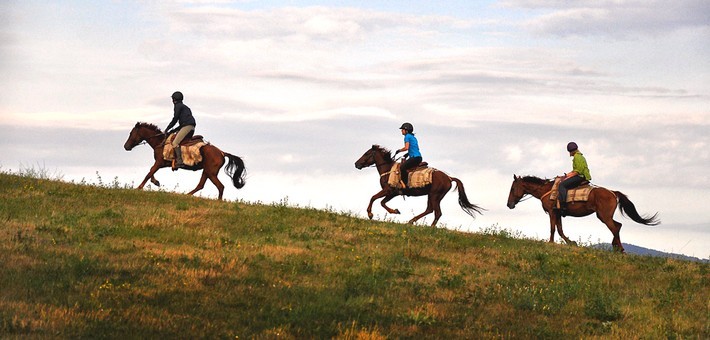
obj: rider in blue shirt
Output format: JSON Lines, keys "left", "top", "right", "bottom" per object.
{"left": 395, "top": 122, "right": 422, "bottom": 188}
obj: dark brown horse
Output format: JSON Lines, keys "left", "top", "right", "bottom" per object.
{"left": 355, "top": 145, "right": 483, "bottom": 227}
{"left": 123, "top": 122, "right": 246, "bottom": 200}
{"left": 506, "top": 175, "right": 659, "bottom": 252}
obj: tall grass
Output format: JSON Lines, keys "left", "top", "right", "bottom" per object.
{"left": 0, "top": 172, "right": 708, "bottom": 338}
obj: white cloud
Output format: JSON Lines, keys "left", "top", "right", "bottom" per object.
{"left": 501, "top": 0, "right": 710, "bottom": 37}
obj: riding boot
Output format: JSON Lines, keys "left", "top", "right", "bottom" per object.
{"left": 559, "top": 202, "right": 567, "bottom": 217}
{"left": 173, "top": 147, "right": 183, "bottom": 171}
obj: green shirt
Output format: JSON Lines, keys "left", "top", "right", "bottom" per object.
{"left": 572, "top": 151, "right": 592, "bottom": 181}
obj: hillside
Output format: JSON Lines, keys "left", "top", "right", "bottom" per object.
{"left": 1, "top": 173, "right": 708, "bottom": 338}
{"left": 594, "top": 243, "right": 709, "bottom": 263}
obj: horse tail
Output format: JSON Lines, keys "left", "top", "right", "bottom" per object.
{"left": 451, "top": 177, "right": 485, "bottom": 219}
{"left": 614, "top": 191, "right": 659, "bottom": 226}
{"left": 224, "top": 153, "right": 246, "bottom": 189}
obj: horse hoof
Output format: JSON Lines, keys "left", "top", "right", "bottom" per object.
{"left": 394, "top": 209, "right": 401, "bottom": 214}
{"left": 368, "top": 213, "right": 373, "bottom": 219}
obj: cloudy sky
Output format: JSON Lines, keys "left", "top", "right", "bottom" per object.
{"left": 1, "top": 0, "right": 708, "bottom": 258}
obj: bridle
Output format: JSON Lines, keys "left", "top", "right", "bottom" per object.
{"left": 510, "top": 182, "right": 534, "bottom": 206}
{"left": 362, "top": 150, "right": 395, "bottom": 169}
{"left": 131, "top": 131, "right": 165, "bottom": 149}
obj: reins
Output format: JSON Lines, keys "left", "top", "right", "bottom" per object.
{"left": 377, "top": 155, "right": 411, "bottom": 177}
{"left": 134, "top": 132, "right": 166, "bottom": 148}
{"left": 518, "top": 194, "right": 535, "bottom": 203}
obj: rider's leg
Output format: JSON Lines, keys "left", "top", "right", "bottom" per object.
{"left": 400, "top": 156, "right": 422, "bottom": 187}
{"left": 171, "top": 125, "right": 195, "bottom": 166}
{"left": 558, "top": 175, "right": 583, "bottom": 214}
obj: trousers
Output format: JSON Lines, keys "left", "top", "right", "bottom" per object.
{"left": 558, "top": 175, "right": 585, "bottom": 207}
{"left": 171, "top": 125, "right": 195, "bottom": 147}
{"left": 400, "top": 156, "right": 422, "bottom": 186}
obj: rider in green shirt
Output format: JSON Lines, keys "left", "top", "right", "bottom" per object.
{"left": 558, "top": 142, "right": 592, "bottom": 215}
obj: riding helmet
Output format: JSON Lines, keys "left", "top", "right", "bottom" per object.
{"left": 567, "top": 142, "right": 578, "bottom": 152}
{"left": 171, "top": 91, "right": 184, "bottom": 102}
{"left": 399, "top": 122, "right": 414, "bottom": 133}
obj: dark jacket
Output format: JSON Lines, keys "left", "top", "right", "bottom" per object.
{"left": 166, "top": 101, "right": 196, "bottom": 131}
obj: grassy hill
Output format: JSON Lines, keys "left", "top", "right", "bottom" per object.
{"left": 1, "top": 172, "right": 707, "bottom": 338}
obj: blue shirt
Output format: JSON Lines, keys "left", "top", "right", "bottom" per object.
{"left": 404, "top": 133, "right": 421, "bottom": 158}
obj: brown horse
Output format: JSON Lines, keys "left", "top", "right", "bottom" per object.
{"left": 123, "top": 122, "right": 246, "bottom": 200}
{"left": 506, "top": 175, "right": 659, "bottom": 252}
{"left": 355, "top": 145, "right": 483, "bottom": 227}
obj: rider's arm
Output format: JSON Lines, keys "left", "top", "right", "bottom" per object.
{"left": 398, "top": 142, "right": 410, "bottom": 153}
{"left": 166, "top": 117, "right": 178, "bottom": 132}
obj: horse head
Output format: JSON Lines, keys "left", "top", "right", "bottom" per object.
{"left": 124, "top": 122, "right": 162, "bottom": 151}
{"left": 355, "top": 145, "right": 392, "bottom": 170}
{"left": 507, "top": 175, "right": 526, "bottom": 209}
{"left": 507, "top": 175, "right": 553, "bottom": 209}
{"left": 124, "top": 122, "right": 143, "bottom": 151}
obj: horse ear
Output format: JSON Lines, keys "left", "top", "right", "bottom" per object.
{"left": 514, "top": 174, "right": 520, "bottom": 180}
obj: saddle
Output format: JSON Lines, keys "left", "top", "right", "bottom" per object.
{"left": 549, "top": 178, "right": 593, "bottom": 208}
{"left": 386, "top": 162, "right": 435, "bottom": 189}
{"left": 178, "top": 135, "right": 204, "bottom": 147}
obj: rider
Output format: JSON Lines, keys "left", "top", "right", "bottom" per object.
{"left": 394, "top": 122, "right": 422, "bottom": 188}
{"left": 558, "top": 142, "right": 592, "bottom": 215}
{"left": 165, "top": 91, "right": 196, "bottom": 168}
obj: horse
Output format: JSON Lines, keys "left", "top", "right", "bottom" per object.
{"left": 354, "top": 145, "right": 483, "bottom": 227}
{"left": 506, "top": 175, "right": 659, "bottom": 252}
{"left": 123, "top": 122, "right": 246, "bottom": 200}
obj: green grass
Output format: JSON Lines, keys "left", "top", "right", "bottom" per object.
{"left": 0, "top": 172, "right": 708, "bottom": 338}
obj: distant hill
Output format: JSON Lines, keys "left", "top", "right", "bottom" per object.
{"left": 593, "top": 243, "right": 709, "bottom": 263}
{"left": 1, "top": 172, "right": 708, "bottom": 338}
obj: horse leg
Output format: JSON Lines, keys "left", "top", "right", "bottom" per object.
{"left": 597, "top": 212, "right": 624, "bottom": 253}
{"left": 367, "top": 189, "right": 390, "bottom": 219}
{"left": 409, "top": 196, "right": 434, "bottom": 225}
{"left": 547, "top": 213, "right": 557, "bottom": 243}
{"left": 614, "top": 220, "right": 624, "bottom": 253}
{"left": 138, "top": 163, "right": 162, "bottom": 189}
{"left": 429, "top": 195, "right": 444, "bottom": 228}
{"left": 202, "top": 168, "right": 224, "bottom": 200}
{"left": 425, "top": 190, "right": 448, "bottom": 227}
{"left": 207, "top": 172, "right": 225, "bottom": 200}
{"left": 555, "top": 217, "right": 577, "bottom": 246}
{"left": 188, "top": 171, "right": 209, "bottom": 197}
{"left": 380, "top": 194, "right": 400, "bottom": 215}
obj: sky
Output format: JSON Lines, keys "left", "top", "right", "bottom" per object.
{"left": 1, "top": 0, "right": 708, "bottom": 258}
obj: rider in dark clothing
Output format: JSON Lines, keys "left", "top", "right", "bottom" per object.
{"left": 165, "top": 91, "right": 196, "bottom": 168}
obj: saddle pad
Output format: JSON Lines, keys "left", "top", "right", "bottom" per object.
{"left": 387, "top": 163, "right": 402, "bottom": 188}
{"left": 387, "top": 163, "right": 435, "bottom": 189}
{"left": 181, "top": 142, "right": 206, "bottom": 166}
{"left": 550, "top": 178, "right": 593, "bottom": 203}
{"left": 163, "top": 142, "right": 206, "bottom": 166}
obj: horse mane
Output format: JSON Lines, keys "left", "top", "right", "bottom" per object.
{"left": 372, "top": 145, "right": 394, "bottom": 162}
{"left": 521, "top": 175, "right": 553, "bottom": 185}
{"left": 137, "top": 122, "right": 163, "bottom": 134}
